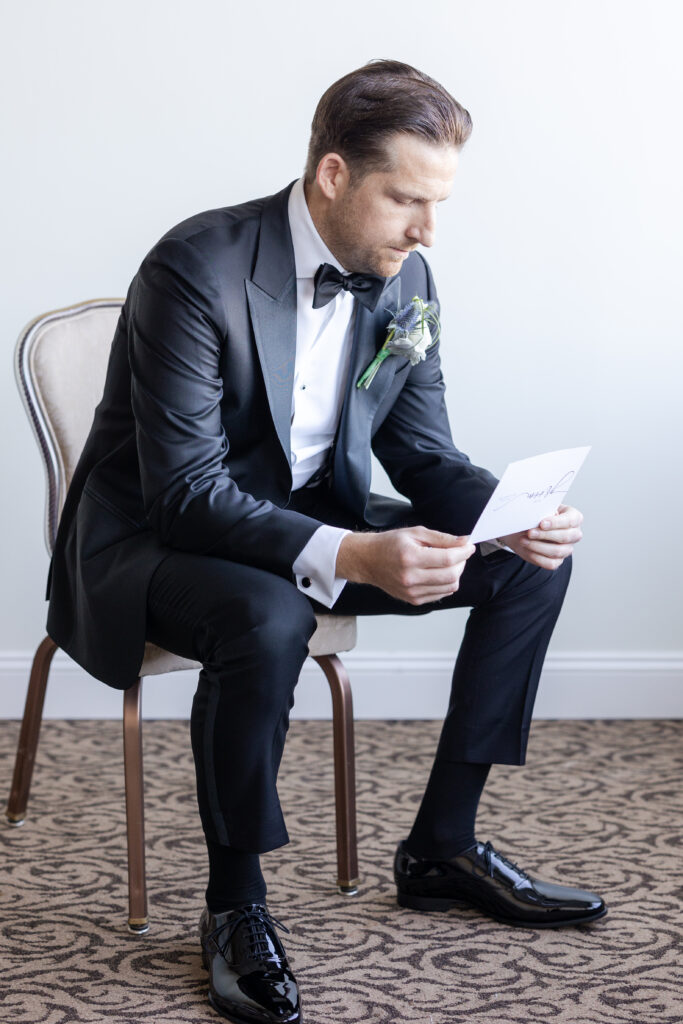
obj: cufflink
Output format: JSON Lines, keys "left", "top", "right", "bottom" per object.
{"left": 301, "top": 577, "right": 311, "bottom": 588}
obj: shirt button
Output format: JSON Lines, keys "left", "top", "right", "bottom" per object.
{"left": 301, "top": 576, "right": 312, "bottom": 588}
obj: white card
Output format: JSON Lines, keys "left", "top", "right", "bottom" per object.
{"left": 469, "top": 446, "right": 591, "bottom": 545}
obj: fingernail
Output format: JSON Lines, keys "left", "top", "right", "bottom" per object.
{"left": 541, "top": 520, "right": 551, "bottom": 529}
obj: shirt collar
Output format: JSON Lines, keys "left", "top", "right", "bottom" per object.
{"left": 288, "top": 176, "right": 347, "bottom": 280}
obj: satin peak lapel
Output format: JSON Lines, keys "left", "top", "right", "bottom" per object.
{"left": 245, "top": 182, "right": 298, "bottom": 468}
{"left": 348, "top": 274, "right": 402, "bottom": 415}
{"left": 333, "top": 274, "right": 401, "bottom": 513}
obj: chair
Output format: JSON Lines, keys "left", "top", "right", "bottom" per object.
{"left": 7, "top": 299, "right": 359, "bottom": 933}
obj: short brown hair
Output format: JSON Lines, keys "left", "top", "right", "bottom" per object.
{"left": 304, "top": 59, "right": 472, "bottom": 183}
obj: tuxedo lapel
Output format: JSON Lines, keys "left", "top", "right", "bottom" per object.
{"left": 245, "top": 181, "right": 298, "bottom": 470}
{"left": 332, "top": 274, "right": 401, "bottom": 513}
{"left": 346, "top": 274, "right": 402, "bottom": 417}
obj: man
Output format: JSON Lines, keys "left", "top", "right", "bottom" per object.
{"left": 46, "top": 60, "right": 604, "bottom": 1024}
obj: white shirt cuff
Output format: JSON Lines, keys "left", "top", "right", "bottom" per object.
{"left": 292, "top": 525, "right": 352, "bottom": 607}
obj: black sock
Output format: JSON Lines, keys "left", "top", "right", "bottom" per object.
{"left": 205, "top": 840, "right": 267, "bottom": 913}
{"left": 405, "top": 758, "right": 491, "bottom": 860}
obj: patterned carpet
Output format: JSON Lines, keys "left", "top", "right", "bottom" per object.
{"left": 1, "top": 717, "right": 682, "bottom": 1024}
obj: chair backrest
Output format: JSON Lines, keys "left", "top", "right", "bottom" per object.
{"left": 14, "top": 299, "right": 124, "bottom": 555}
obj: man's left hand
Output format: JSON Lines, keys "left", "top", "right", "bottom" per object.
{"left": 497, "top": 504, "right": 583, "bottom": 570}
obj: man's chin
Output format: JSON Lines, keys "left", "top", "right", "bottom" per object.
{"left": 350, "top": 250, "right": 408, "bottom": 278}
{"left": 374, "top": 253, "right": 409, "bottom": 277}
{"left": 386, "top": 248, "right": 413, "bottom": 273}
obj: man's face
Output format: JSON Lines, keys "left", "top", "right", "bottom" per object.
{"left": 320, "top": 134, "right": 459, "bottom": 277}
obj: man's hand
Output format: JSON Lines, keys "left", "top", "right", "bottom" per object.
{"left": 498, "top": 504, "right": 583, "bottom": 570}
{"left": 336, "top": 526, "right": 476, "bottom": 605}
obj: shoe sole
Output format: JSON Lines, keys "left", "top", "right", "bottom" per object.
{"left": 397, "top": 890, "right": 608, "bottom": 928}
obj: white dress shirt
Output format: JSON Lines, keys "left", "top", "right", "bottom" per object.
{"left": 288, "top": 176, "right": 508, "bottom": 607}
{"left": 288, "top": 177, "right": 354, "bottom": 607}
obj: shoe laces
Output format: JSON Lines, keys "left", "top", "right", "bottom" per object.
{"left": 207, "top": 904, "right": 291, "bottom": 966}
{"left": 482, "top": 841, "right": 531, "bottom": 883}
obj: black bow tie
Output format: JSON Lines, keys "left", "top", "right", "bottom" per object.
{"left": 312, "top": 262, "right": 386, "bottom": 312}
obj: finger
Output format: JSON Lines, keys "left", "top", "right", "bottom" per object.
{"left": 413, "top": 527, "right": 472, "bottom": 548}
{"left": 406, "top": 582, "right": 465, "bottom": 604}
{"left": 537, "top": 506, "right": 583, "bottom": 532}
{"left": 526, "top": 553, "right": 566, "bottom": 571}
{"left": 403, "top": 564, "right": 469, "bottom": 588}
{"left": 520, "top": 539, "right": 575, "bottom": 560}
{"left": 412, "top": 545, "right": 476, "bottom": 570}
{"left": 526, "top": 526, "right": 583, "bottom": 545}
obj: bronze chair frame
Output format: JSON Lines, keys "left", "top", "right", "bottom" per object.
{"left": 6, "top": 300, "right": 359, "bottom": 934}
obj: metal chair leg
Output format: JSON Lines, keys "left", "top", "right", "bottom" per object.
{"left": 312, "top": 654, "right": 359, "bottom": 895}
{"left": 6, "top": 635, "right": 58, "bottom": 825}
{"left": 123, "top": 679, "right": 149, "bottom": 933}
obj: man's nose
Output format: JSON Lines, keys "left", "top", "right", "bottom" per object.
{"left": 406, "top": 206, "right": 436, "bottom": 248}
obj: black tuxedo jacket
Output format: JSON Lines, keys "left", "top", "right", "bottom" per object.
{"left": 46, "top": 180, "right": 498, "bottom": 689}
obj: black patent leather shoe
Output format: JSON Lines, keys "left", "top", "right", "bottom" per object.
{"left": 394, "top": 839, "right": 607, "bottom": 928}
{"left": 199, "top": 902, "right": 302, "bottom": 1023}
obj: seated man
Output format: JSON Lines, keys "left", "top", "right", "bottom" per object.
{"left": 46, "top": 59, "right": 604, "bottom": 1024}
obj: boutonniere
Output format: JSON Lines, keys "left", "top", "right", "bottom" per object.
{"left": 355, "top": 295, "right": 441, "bottom": 390}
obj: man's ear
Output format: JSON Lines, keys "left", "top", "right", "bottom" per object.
{"left": 316, "top": 153, "right": 350, "bottom": 200}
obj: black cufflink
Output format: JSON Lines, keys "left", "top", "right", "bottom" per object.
{"left": 301, "top": 577, "right": 311, "bottom": 588}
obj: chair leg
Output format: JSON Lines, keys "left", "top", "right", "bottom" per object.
{"left": 6, "top": 635, "right": 57, "bottom": 825}
{"left": 312, "top": 654, "right": 359, "bottom": 895}
{"left": 123, "top": 679, "right": 149, "bottom": 934}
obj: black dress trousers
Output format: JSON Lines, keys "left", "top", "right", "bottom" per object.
{"left": 145, "top": 480, "right": 571, "bottom": 853}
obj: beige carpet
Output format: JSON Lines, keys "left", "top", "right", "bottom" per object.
{"left": 1, "top": 717, "right": 682, "bottom": 1024}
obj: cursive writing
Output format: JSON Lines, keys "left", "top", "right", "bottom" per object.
{"left": 492, "top": 471, "right": 575, "bottom": 512}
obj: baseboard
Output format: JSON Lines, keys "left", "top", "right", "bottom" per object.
{"left": 0, "top": 649, "right": 681, "bottom": 719}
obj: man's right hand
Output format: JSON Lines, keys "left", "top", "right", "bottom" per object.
{"left": 336, "top": 527, "right": 476, "bottom": 606}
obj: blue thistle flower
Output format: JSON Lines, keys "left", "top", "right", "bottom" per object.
{"left": 391, "top": 301, "right": 421, "bottom": 334}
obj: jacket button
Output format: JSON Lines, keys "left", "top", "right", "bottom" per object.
{"left": 301, "top": 576, "right": 311, "bottom": 588}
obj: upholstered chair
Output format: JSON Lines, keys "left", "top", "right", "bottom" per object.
{"left": 7, "top": 299, "right": 359, "bottom": 933}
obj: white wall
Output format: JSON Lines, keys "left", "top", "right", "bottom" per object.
{"left": 1, "top": 0, "right": 681, "bottom": 715}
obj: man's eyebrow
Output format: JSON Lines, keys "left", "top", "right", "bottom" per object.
{"left": 392, "top": 188, "right": 450, "bottom": 203}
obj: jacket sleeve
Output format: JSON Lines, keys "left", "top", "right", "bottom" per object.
{"left": 371, "top": 254, "right": 499, "bottom": 536}
{"left": 128, "top": 236, "right": 323, "bottom": 577}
